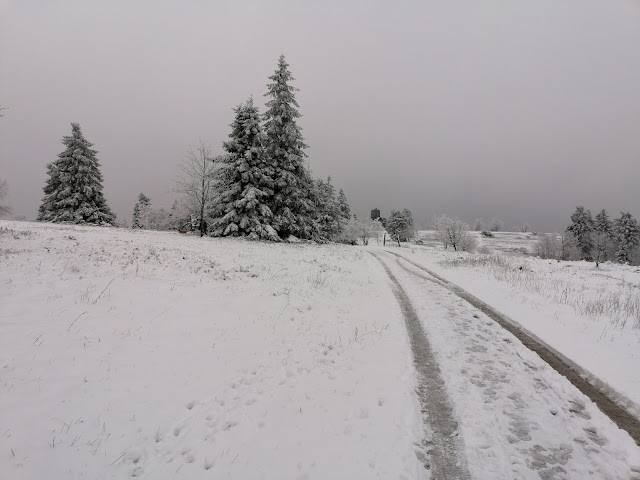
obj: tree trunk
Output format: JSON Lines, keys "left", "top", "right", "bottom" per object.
{"left": 199, "top": 202, "right": 205, "bottom": 237}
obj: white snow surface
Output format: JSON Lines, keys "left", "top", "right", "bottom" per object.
{"left": 377, "top": 251, "right": 640, "bottom": 479}
{"left": 3, "top": 221, "right": 640, "bottom": 480}
{"left": 393, "top": 241, "right": 640, "bottom": 416}
{"left": 0, "top": 221, "right": 421, "bottom": 480}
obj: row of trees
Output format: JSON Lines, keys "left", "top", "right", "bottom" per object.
{"left": 564, "top": 206, "right": 639, "bottom": 265}
{"left": 207, "top": 57, "right": 347, "bottom": 241}
{"left": 36, "top": 56, "right": 355, "bottom": 243}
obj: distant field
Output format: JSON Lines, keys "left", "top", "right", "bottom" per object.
{"left": 416, "top": 230, "right": 538, "bottom": 256}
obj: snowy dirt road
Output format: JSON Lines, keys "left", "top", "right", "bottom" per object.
{"left": 373, "top": 250, "right": 640, "bottom": 479}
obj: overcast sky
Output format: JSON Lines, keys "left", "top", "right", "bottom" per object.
{"left": 1, "top": 0, "right": 639, "bottom": 231}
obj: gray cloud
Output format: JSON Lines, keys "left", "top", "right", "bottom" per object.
{"left": 1, "top": 0, "right": 639, "bottom": 231}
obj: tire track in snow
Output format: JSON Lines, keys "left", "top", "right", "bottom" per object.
{"left": 385, "top": 249, "right": 640, "bottom": 446}
{"left": 369, "top": 252, "right": 470, "bottom": 480}
{"left": 376, "top": 249, "right": 640, "bottom": 479}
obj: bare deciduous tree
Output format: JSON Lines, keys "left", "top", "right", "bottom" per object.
{"left": 0, "top": 179, "right": 12, "bottom": 218}
{"left": 534, "top": 233, "right": 560, "bottom": 259}
{"left": 173, "top": 140, "right": 216, "bottom": 237}
{"left": 433, "top": 214, "right": 476, "bottom": 252}
{"left": 560, "top": 231, "right": 581, "bottom": 261}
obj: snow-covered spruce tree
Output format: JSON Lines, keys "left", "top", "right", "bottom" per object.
{"left": 566, "top": 205, "right": 594, "bottom": 261}
{"left": 132, "top": 193, "right": 151, "bottom": 229}
{"left": 337, "top": 188, "right": 351, "bottom": 222}
{"left": 263, "top": 55, "right": 318, "bottom": 240}
{"left": 387, "top": 209, "right": 415, "bottom": 246}
{"left": 594, "top": 209, "right": 613, "bottom": 237}
{"left": 592, "top": 209, "right": 613, "bottom": 265}
{"left": 210, "top": 98, "right": 279, "bottom": 241}
{"left": 38, "top": 123, "right": 115, "bottom": 225}
{"left": 313, "top": 177, "right": 341, "bottom": 239}
{"left": 613, "top": 212, "right": 640, "bottom": 264}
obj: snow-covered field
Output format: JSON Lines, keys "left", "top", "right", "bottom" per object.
{"left": 416, "top": 230, "right": 536, "bottom": 256}
{"left": 3, "top": 221, "right": 640, "bottom": 479}
{"left": 398, "top": 236, "right": 640, "bottom": 417}
{"left": 0, "top": 221, "right": 420, "bottom": 479}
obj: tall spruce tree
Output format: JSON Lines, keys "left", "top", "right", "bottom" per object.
{"left": 38, "top": 123, "right": 115, "bottom": 225}
{"left": 263, "top": 55, "right": 317, "bottom": 240}
{"left": 132, "top": 193, "right": 151, "bottom": 229}
{"left": 210, "top": 98, "right": 279, "bottom": 241}
{"left": 613, "top": 212, "right": 640, "bottom": 264}
{"left": 566, "top": 206, "right": 594, "bottom": 260}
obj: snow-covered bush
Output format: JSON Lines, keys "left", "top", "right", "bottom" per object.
{"left": 477, "top": 245, "right": 492, "bottom": 255}
{"left": 432, "top": 214, "right": 476, "bottom": 251}
{"left": 534, "top": 234, "right": 561, "bottom": 259}
{"left": 337, "top": 218, "right": 383, "bottom": 245}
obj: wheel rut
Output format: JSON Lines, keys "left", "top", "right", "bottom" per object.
{"left": 384, "top": 248, "right": 640, "bottom": 446}
{"left": 369, "top": 252, "right": 470, "bottom": 480}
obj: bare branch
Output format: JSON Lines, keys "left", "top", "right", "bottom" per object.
{"left": 172, "top": 140, "right": 217, "bottom": 236}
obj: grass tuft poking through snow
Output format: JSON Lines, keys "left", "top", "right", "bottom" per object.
{"left": 440, "top": 253, "right": 640, "bottom": 329}
{"left": 397, "top": 244, "right": 640, "bottom": 412}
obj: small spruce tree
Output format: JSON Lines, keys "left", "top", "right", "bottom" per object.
{"left": 132, "top": 193, "right": 151, "bottom": 229}
{"left": 38, "top": 123, "right": 115, "bottom": 225}
{"left": 613, "top": 212, "right": 640, "bottom": 264}
{"left": 313, "top": 177, "right": 341, "bottom": 239}
{"left": 566, "top": 206, "right": 594, "bottom": 260}
{"left": 337, "top": 188, "right": 351, "bottom": 221}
